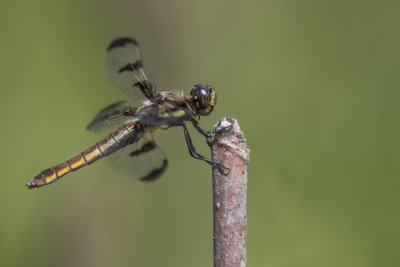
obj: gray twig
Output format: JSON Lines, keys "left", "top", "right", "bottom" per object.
{"left": 207, "top": 117, "right": 250, "bottom": 267}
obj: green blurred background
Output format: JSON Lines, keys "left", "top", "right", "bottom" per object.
{"left": 1, "top": 0, "right": 399, "bottom": 266}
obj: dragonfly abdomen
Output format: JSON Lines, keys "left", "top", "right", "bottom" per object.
{"left": 26, "top": 145, "right": 104, "bottom": 189}
{"left": 26, "top": 121, "right": 139, "bottom": 189}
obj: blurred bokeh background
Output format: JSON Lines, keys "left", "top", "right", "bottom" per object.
{"left": 1, "top": 0, "right": 399, "bottom": 266}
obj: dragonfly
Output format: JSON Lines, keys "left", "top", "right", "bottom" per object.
{"left": 26, "top": 37, "right": 218, "bottom": 189}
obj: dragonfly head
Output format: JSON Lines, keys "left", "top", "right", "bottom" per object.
{"left": 190, "top": 84, "right": 217, "bottom": 116}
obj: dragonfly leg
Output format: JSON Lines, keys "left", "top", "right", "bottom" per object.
{"left": 191, "top": 118, "right": 232, "bottom": 138}
{"left": 191, "top": 118, "right": 210, "bottom": 137}
{"left": 183, "top": 123, "right": 216, "bottom": 165}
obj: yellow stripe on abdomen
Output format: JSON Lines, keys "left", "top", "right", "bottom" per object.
{"left": 67, "top": 153, "right": 87, "bottom": 170}
{"left": 83, "top": 144, "right": 103, "bottom": 163}
{"left": 41, "top": 167, "right": 58, "bottom": 184}
{"left": 26, "top": 141, "right": 106, "bottom": 189}
{"left": 26, "top": 122, "right": 136, "bottom": 189}
{"left": 54, "top": 162, "right": 71, "bottom": 177}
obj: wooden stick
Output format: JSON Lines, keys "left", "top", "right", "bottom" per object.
{"left": 207, "top": 117, "right": 250, "bottom": 267}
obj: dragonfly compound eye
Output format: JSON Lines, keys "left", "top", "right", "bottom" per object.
{"left": 190, "top": 84, "right": 217, "bottom": 116}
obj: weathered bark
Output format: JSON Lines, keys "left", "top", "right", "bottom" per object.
{"left": 207, "top": 117, "right": 250, "bottom": 267}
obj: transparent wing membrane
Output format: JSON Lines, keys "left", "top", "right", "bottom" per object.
{"left": 104, "top": 37, "right": 157, "bottom": 103}
{"left": 106, "top": 130, "right": 167, "bottom": 181}
{"left": 86, "top": 101, "right": 137, "bottom": 136}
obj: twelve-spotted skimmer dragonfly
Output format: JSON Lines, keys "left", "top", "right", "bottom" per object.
{"left": 26, "top": 37, "right": 217, "bottom": 188}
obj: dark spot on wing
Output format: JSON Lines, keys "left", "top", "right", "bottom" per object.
{"left": 123, "top": 109, "right": 136, "bottom": 116}
{"left": 129, "top": 141, "right": 157, "bottom": 157}
{"left": 134, "top": 82, "right": 146, "bottom": 96}
{"left": 133, "top": 60, "right": 143, "bottom": 69}
{"left": 118, "top": 60, "right": 143, "bottom": 73}
{"left": 118, "top": 64, "right": 133, "bottom": 73}
{"left": 107, "top": 37, "right": 138, "bottom": 51}
{"left": 142, "top": 80, "right": 153, "bottom": 90}
{"left": 134, "top": 81, "right": 155, "bottom": 100}
{"left": 140, "top": 159, "right": 168, "bottom": 182}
